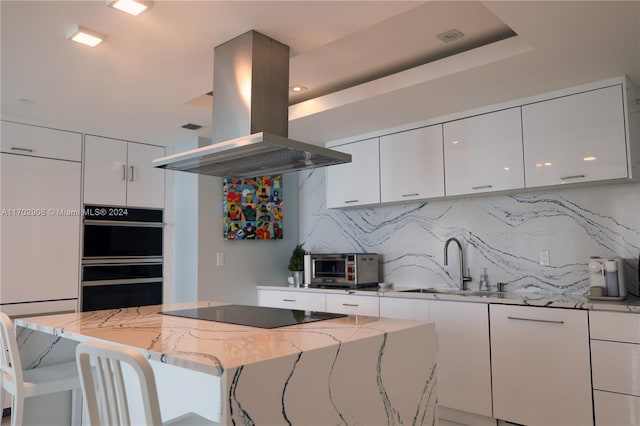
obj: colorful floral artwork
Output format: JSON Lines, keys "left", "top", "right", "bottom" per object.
{"left": 223, "top": 175, "right": 283, "bottom": 240}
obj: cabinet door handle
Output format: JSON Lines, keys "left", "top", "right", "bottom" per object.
{"left": 507, "top": 316, "right": 564, "bottom": 325}
{"left": 344, "top": 199, "right": 359, "bottom": 204}
{"left": 122, "top": 164, "right": 127, "bottom": 181}
{"left": 11, "top": 147, "right": 33, "bottom": 153}
{"left": 130, "top": 166, "right": 135, "bottom": 182}
{"left": 401, "top": 193, "right": 419, "bottom": 197}
{"left": 282, "top": 299, "right": 296, "bottom": 302}
{"left": 560, "top": 174, "right": 585, "bottom": 180}
{"left": 472, "top": 185, "right": 493, "bottom": 190}
{"left": 342, "top": 303, "right": 359, "bottom": 307}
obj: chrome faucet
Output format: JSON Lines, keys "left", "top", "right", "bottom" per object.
{"left": 444, "top": 237, "right": 472, "bottom": 290}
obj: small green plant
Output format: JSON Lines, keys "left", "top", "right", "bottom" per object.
{"left": 288, "top": 244, "right": 306, "bottom": 272}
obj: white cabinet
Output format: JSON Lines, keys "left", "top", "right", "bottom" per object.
{"left": 1, "top": 120, "right": 82, "bottom": 161}
{"left": 1, "top": 147, "right": 81, "bottom": 307}
{"left": 430, "top": 300, "right": 492, "bottom": 417}
{"left": 490, "top": 305, "right": 592, "bottom": 426}
{"left": 590, "top": 311, "right": 640, "bottom": 426}
{"left": 258, "top": 289, "right": 326, "bottom": 312}
{"left": 443, "top": 107, "right": 524, "bottom": 196}
{"left": 379, "top": 296, "right": 429, "bottom": 321}
{"left": 522, "top": 84, "right": 630, "bottom": 187}
{"left": 379, "top": 125, "right": 444, "bottom": 203}
{"left": 325, "top": 293, "right": 379, "bottom": 316}
{"left": 84, "top": 135, "right": 165, "bottom": 208}
{"left": 326, "top": 138, "right": 380, "bottom": 208}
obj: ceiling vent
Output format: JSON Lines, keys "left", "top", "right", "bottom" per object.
{"left": 436, "top": 29, "right": 465, "bottom": 43}
{"left": 181, "top": 123, "right": 202, "bottom": 130}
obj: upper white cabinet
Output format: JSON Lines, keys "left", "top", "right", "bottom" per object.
{"left": 490, "top": 305, "right": 593, "bottom": 426}
{"left": 1, "top": 120, "right": 82, "bottom": 161}
{"left": 522, "top": 84, "right": 630, "bottom": 187}
{"left": 379, "top": 125, "right": 444, "bottom": 203}
{"left": 326, "top": 138, "right": 380, "bottom": 208}
{"left": 443, "top": 107, "right": 524, "bottom": 196}
{"left": 84, "top": 135, "right": 165, "bottom": 208}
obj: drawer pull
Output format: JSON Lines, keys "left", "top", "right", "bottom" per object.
{"left": 508, "top": 316, "right": 564, "bottom": 325}
{"left": 344, "top": 199, "right": 359, "bottom": 204}
{"left": 342, "top": 303, "right": 359, "bottom": 307}
{"left": 402, "top": 193, "right": 419, "bottom": 197}
{"left": 560, "top": 174, "right": 586, "bottom": 181}
{"left": 472, "top": 185, "right": 493, "bottom": 190}
{"left": 282, "top": 299, "right": 296, "bottom": 302}
{"left": 11, "top": 147, "right": 34, "bottom": 153}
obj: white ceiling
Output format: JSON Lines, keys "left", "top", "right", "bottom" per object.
{"left": 1, "top": 1, "right": 639, "bottom": 147}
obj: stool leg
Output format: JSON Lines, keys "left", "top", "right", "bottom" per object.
{"left": 10, "top": 394, "right": 23, "bottom": 426}
{"left": 71, "top": 388, "right": 82, "bottom": 425}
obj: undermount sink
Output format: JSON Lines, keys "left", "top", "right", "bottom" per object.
{"left": 399, "top": 288, "right": 503, "bottom": 297}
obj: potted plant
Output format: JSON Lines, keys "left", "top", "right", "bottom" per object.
{"left": 288, "top": 244, "right": 306, "bottom": 287}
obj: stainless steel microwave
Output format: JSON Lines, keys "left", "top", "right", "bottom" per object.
{"left": 309, "top": 253, "right": 379, "bottom": 289}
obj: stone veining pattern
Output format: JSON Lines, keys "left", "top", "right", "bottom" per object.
{"left": 300, "top": 169, "right": 640, "bottom": 295}
{"left": 16, "top": 303, "right": 438, "bottom": 425}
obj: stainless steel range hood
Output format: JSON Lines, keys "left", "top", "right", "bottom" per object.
{"left": 154, "top": 30, "right": 351, "bottom": 178}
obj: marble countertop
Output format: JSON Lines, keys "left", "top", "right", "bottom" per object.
{"left": 15, "top": 301, "right": 434, "bottom": 376}
{"left": 257, "top": 285, "right": 640, "bottom": 313}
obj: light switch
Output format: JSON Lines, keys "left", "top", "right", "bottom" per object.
{"left": 539, "top": 250, "right": 550, "bottom": 266}
{"left": 216, "top": 252, "right": 224, "bottom": 267}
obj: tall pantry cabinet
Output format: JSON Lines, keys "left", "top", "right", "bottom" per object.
{"left": 0, "top": 121, "right": 82, "bottom": 316}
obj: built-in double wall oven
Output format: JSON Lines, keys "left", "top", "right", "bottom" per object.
{"left": 81, "top": 205, "right": 163, "bottom": 311}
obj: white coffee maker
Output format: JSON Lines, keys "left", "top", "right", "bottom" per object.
{"left": 589, "top": 256, "right": 626, "bottom": 298}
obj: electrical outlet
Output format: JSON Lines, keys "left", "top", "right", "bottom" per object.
{"left": 216, "top": 252, "right": 224, "bottom": 267}
{"left": 539, "top": 250, "right": 550, "bottom": 266}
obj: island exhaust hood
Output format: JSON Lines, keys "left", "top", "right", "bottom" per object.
{"left": 153, "top": 30, "right": 351, "bottom": 178}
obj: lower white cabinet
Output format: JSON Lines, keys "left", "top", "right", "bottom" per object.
{"left": 258, "top": 289, "right": 325, "bottom": 312}
{"left": 431, "top": 301, "right": 492, "bottom": 417}
{"left": 1, "top": 153, "right": 81, "bottom": 306}
{"left": 379, "top": 296, "right": 429, "bottom": 321}
{"left": 490, "top": 305, "right": 593, "bottom": 426}
{"left": 590, "top": 311, "right": 640, "bottom": 426}
{"left": 325, "top": 293, "right": 379, "bottom": 316}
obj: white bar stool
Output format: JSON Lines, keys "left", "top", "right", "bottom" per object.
{"left": 76, "top": 341, "right": 217, "bottom": 426}
{"left": 0, "top": 311, "right": 81, "bottom": 426}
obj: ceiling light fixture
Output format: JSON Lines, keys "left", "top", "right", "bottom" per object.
{"left": 66, "top": 25, "right": 107, "bottom": 47}
{"left": 290, "top": 85, "right": 308, "bottom": 93}
{"left": 106, "top": 0, "right": 153, "bottom": 16}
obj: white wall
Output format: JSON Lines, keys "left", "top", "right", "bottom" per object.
{"left": 197, "top": 172, "right": 299, "bottom": 305}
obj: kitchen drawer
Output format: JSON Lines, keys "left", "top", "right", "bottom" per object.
{"left": 594, "top": 390, "right": 640, "bottom": 426}
{"left": 590, "top": 311, "right": 640, "bottom": 343}
{"left": 591, "top": 340, "right": 640, "bottom": 396}
{"left": 258, "top": 290, "right": 326, "bottom": 312}
{"left": 325, "top": 293, "right": 379, "bottom": 317}
{"left": 1, "top": 120, "right": 82, "bottom": 161}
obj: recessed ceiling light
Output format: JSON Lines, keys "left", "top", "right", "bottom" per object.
{"left": 66, "top": 25, "right": 107, "bottom": 47}
{"left": 290, "top": 85, "right": 308, "bottom": 93}
{"left": 583, "top": 156, "right": 597, "bottom": 162}
{"left": 106, "top": 0, "right": 153, "bottom": 16}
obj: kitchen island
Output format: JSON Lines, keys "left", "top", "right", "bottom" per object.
{"left": 15, "top": 301, "right": 437, "bottom": 425}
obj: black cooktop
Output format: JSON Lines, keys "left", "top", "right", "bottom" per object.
{"left": 160, "top": 304, "right": 346, "bottom": 329}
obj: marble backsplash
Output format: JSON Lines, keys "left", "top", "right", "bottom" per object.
{"left": 299, "top": 169, "right": 640, "bottom": 296}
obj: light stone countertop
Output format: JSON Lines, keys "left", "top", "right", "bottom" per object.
{"left": 257, "top": 285, "right": 640, "bottom": 313}
{"left": 15, "top": 300, "right": 434, "bottom": 376}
